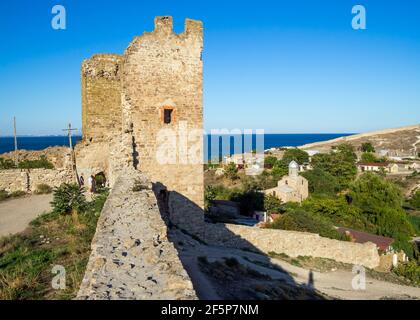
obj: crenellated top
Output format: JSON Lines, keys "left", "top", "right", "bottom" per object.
{"left": 153, "top": 16, "right": 203, "bottom": 38}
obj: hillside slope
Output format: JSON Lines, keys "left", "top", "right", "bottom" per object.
{"left": 300, "top": 124, "right": 420, "bottom": 155}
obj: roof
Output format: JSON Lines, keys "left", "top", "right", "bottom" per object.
{"left": 337, "top": 227, "right": 394, "bottom": 251}
{"left": 279, "top": 185, "right": 294, "bottom": 193}
{"left": 289, "top": 160, "right": 299, "bottom": 169}
{"left": 357, "top": 162, "right": 389, "bottom": 167}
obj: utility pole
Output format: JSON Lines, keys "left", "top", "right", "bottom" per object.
{"left": 62, "top": 123, "right": 79, "bottom": 185}
{"left": 13, "top": 116, "right": 18, "bottom": 165}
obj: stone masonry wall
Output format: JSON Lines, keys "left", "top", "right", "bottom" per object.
{"left": 203, "top": 224, "right": 380, "bottom": 269}
{"left": 81, "top": 54, "right": 123, "bottom": 143}
{"left": 162, "top": 191, "right": 380, "bottom": 269}
{"left": 77, "top": 168, "right": 197, "bottom": 300}
{"left": 121, "top": 16, "right": 204, "bottom": 209}
{"left": 0, "top": 168, "right": 73, "bottom": 193}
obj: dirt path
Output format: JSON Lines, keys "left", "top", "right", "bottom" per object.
{"left": 0, "top": 194, "right": 52, "bottom": 238}
{"left": 173, "top": 230, "right": 420, "bottom": 300}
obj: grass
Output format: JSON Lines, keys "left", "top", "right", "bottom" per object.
{"left": 0, "top": 190, "right": 27, "bottom": 202}
{"left": 0, "top": 192, "right": 107, "bottom": 300}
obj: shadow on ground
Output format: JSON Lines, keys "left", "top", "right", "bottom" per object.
{"left": 153, "top": 182, "right": 325, "bottom": 300}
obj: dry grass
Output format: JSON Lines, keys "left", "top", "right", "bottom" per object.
{"left": 0, "top": 193, "right": 107, "bottom": 300}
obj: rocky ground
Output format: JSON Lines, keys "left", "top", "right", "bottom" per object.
{"left": 169, "top": 227, "right": 420, "bottom": 300}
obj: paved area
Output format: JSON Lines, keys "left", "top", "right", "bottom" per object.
{"left": 0, "top": 194, "right": 52, "bottom": 238}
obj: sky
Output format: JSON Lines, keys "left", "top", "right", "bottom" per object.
{"left": 0, "top": 0, "right": 419, "bottom": 135}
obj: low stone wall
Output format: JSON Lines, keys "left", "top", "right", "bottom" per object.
{"left": 0, "top": 170, "right": 28, "bottom": 192}
{"left": 204, "top": 224, "right": 380, "bottom": 269}
{"left": 0, "top": 169, "right": 73, "bottom": 193}
{"left": 77, "top": 169, "right": 197, "bottom": 300}
{"left": 164, "top": 189, "right": 380, "bottom": 269}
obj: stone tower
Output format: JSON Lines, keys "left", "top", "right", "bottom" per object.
{"left": 78, "top": 16, "right": 204, "bottom": 216}
{"left": 121, "top": 16, "right": 204, "bottom": 210}
{"left": 288, "top": 160, "right": 299, "bottom": 177}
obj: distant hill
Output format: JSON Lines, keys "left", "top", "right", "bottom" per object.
{"left": 300, "top": 124, "right": 420, "bottom": 156}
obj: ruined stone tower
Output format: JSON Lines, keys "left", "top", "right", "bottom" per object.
{"left": 77, "top": 16, "right": 204, "bottom": 212}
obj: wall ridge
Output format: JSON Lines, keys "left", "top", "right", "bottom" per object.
{"left": 77, "top": 168, "right": 197, "bottom": 300}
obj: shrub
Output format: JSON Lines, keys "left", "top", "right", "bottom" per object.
{"left": 51, "top": 183, "right": 87, "bottom": 215}
{"left": 34, "top": 184, "right": 52, "bottom": 194}
{"left": 0, "top": 190, "right": 9, "bottom": 201}
{"left": 393, "top": 260, "right": 420, "bottom": 285}
{"left": 266, "top": 209, "right": 348, "bottom": 241}
{"left": 409, "top": 190, "right": 420, "bottom": 210}
{"left": 10, "top": 190, "right": 26, "bottom": 198}
{"left": 18, "top": 155, "right": 54, "bottom": 170}
{"left": 0, "top": 158, "right": 16, "bottom": 170}
{"left": 264, "top": 194, "right": 283, "bottom": 214}
{"left": 224, "top": 162, "right": 238, "bottom": 181}
{"left": 264, "top": 156, "right": 278, "bottom": 169}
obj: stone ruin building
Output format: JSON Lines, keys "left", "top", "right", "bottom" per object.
{"left": 75, "top": 16, "right": 204, "bottom": 211}
{"left": 264, "top": 160, "right": 309, "bottom": 203}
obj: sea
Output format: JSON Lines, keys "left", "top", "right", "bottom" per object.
{"left": 0, "top": 133, "right": 353, "bottom": 160}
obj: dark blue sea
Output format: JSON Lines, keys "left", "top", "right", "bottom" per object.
{"left": 0, "top": 134, "right": 353, "bottom": 160}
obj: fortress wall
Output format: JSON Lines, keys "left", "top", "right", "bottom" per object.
{"left": 121, "top": 17, "right": 204, "bottom": 210}
{"left": 81, "top": 54, "right": 123, "bottom": 143}
{"left": 77, "top": 169, "right": 197, "bottom": 300}
{"left": 204, "top": 224, "right": 380, "bottom": 269}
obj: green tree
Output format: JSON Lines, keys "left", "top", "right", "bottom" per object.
{"left": 282, "top": 148, "right": 309, "bottom": 165}
{"left": 349, "top": 173, "right": 403, "bottom": 211}
{"left": 224, "top": 162, "right": 238, "bottom": 181}
{"left": 300, "top": 168, "right": 339, "bottom": 196}
{"left": 264, "top": 194, "right": 283, "bottom": 214}
{"left": 349, "top": 173, "right": 415, "bottom": 256}
{"left": 361, "top": 152, "right": 379, "bottom": 163}
{"left": 271, "top": 160, "right": 288, "bottom": 178}
{"left": 264, "top": 156, "right": 278, "bottom": 168}
{"left": 337, "top": 143, "right": 357, "bottom": 162}
{"left": 361, "top": 142, "right": 375, "bottom": 153}
{"left": 302, "top": 196, "right": 375, "bottom": 232}
{"left": 311, "top": 145, "right": 357, "bottom": 189}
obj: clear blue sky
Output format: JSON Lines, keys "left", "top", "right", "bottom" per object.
{"left": 0, "top": 0, "right": 419, "bottom": 135}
